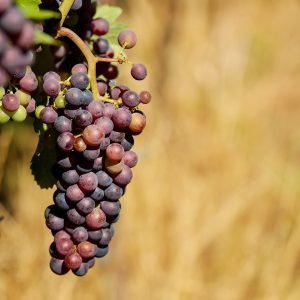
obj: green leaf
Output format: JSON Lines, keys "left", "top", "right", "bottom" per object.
{"left": 94, "top": 5, "right": 123, "bottom": 23}
{"left": 16, "top": 0, "right": 60, "bottom": 20}
{"left": 35, "top": 30, "right": 61, "bottom": 46}
{"left": 31, "top": 121, "right": 56, "bottom": 189}
{"left": 59, "top": 0, "right": 74, "bottom": 27}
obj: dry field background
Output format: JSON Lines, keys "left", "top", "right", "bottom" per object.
{"left": 1, "top": 0, "right": 300, "bottom": 299}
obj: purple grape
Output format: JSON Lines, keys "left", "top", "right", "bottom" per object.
{"left": 73, "top": 263, "right": 88, "bottom": 276}
{"left": 88, "top": 229, "right": 102, "bottom": 242}
{"left": 106, "top": 143, "right": 124, "bottom": 162}
{"left": 72, "top": 226, "right": 88, "bottom": 243}
{"left": 93, "top": 157, "right": 103, "bottom": 171}
{"left": 65, "top": 88, "right": 84, "bottom": 106}
{"left": 0, "top": 0, "right": 11, "bottom": 14}
{"left": 95, "top": 246, "right": 109, "bottom": 258}
{"left": 54, "top": 116, "right": 72, "bottom": 133}
{"left": 53, "top": 191, "right": 70, "bottom": 211}
{"left": 78, "top": 172, "right": 98, "bottom": 192}
{"left": 99, "top": 228, "right": 113, "bottom": 246}
{"left": 85, "top": 208, "right": 106, "bottom": 230}
{"left": 121, "top": 134, "right": 134, "bottom": 151}
{"left": 90, "top": 187, "right": 104, "bottom": 202}
{"left": 16, "top": 21, "right": 35, "bottom": 49}
{"left": 96, "top": 171, "right": 113, "bottom": 188}
{"left": 26, "top": 98, "right": 36, "bottom": 114}
{"left": 87, "top": 101, "right": 104, "bottom": 120}
{"left": 103, "top": 65, "right": 118, "bottom": 80}
{"left": 62, "top": 169, "right": 79, "bottom": 185}
{"left": 76, "top": 160, "right": 94, "bottom": 174}
{"left": 19, "top": 72, "right": 38, "bottom": 92}
{"left": 94, "top": 116, "right": 114, "bottom": 136}
{"left": 46, "top": 212, "right": 64, "bottom": 231}
{"left": 118, "top": 30, "right": 137, "bottom": 49}
{"left": 0, "top": 7, "right": 25, "bottom": 35}
{"left": 70, "top": 72, "right": 89, "bottom": 90}
{"left": 57, "top": 132, "right": 75, "bottom": 151}
{"left": 55, "top": 238, "right": 74, "bottom": 256}
{"left": 40, "top": 107, "right": 58, "bottom": 124}
{"left": 57, "top": 152, "right": 78, "bottom": 170}
{"left": 43, "top": 71, "right": 61, "bottom": 82}
{"left": 76, "top": 197, "right": 95, "bottom": 215}
{"left": 93, "top": 38, "right": 109, "bottom": 55}
{"left": 77, "top": 241, "right": 96, "bottom": 259}
{"left": 43, "top": 79, "right": 61, "bottom": 97}
{"left": 113, "top": 165, "right": 133, "bottom": 186}
{"left": 99, "top": 137, "right": 110, "bottom": 151}
{"left": 82, "top": 147, "right": 100, "bottom": 161}
{"left": 64, "top": 252, "right": 82, "bottom": 270}
{"left": 109, "top": 131, "right": 125, "bottom": 143}
{"left": 82, "top": 90, "right": 93, "bottom": 105}
{"left": 97, "top": 81, "right": 108, "bottom": 96}
{"left": 122, "top": 90, "right": 140, "bottom": 108}
{"left": 74, "top": 110, "right": 93, "bottom": 128}
{"left": 112, "top": 107, "right": 132, "bottom": 129}
{"left": 66, "top": 184, "right": 84, "bottom": 202}
{"left": 104, "top": 183, "right": 123, "bottom": 200}
{"left": 71, "top": 63, "right": 87, "bottom": 75}
{"left": 91, "top": 18, "right": 109, "bottom": 36}
{"left": 139, "top": 90, "right": 151, "bottom": 104}
{"left": 123, "top": 151, "right": 138, "bottom": 168}
{"left": 67, "top": 208, "right": 85, "bottom": 225}
{"left": 103, "top": 103, "right": 115, "bottom": 118}
{"left": 131, "top": 64, "right": 147, "bottom": 80}
{"left": 2, "top": 94, "right": 20, "bottom": 112}
{"left": 101, "top": 201, "right": 121, "bottom": 216}
{"left": 50, "top": 257, "right": 69, "bottom": 275}
{"left": 64, "top": 106, "right": 81, "bottom": 119}
{"left": 71, "top": 0, "right": 82, "bottom": 10}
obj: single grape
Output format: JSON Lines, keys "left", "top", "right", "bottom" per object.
{"left": 54, "top": 95, "right": 67, "bottom": 108}
{"left": 73, "top": 263, "right": 88, "bottom": 276}
{"left": 95, "top": 246, "right": 109, "bottom": 258}
{"left": 113, "top": 165, "right": 133, "bottom": 186}
{"left": 54, "top": 230, "right": 71, "bottom": 245}
{"left": 93, "top": 157, "right": 103, "bottom": 171}
{"left": 101, "top": 201, "right": 121, "bottom": 216}
{"left": 91, "top": 18, "right": 109, "bottom": 36}
{"left": 71, "top": 0, "right": 82, "bottom": 10}
{"left": 74, "top": 110, "right": 93, "bottom": 128}
{"left": 54, "top": 116, "right": 72, "bottom": 133}
{"left": 87, "top": 101, "right": 104, "bottom": 120}
{"left": 46, "top": 212, "right": 64, "bottom": 231}
{"left": 88, "top": 229, "right": 102, "bottom": 242}
{"left": 82, "top": 147, "right": 100, "bottom": 161}
{"left": 71, "top": 64, "right": 87, "bottom": 75}
{"left": 43, "top": 79, "right": 61, "bottom": 97}
{"left": 0, "top": 7, "right": 25, "bottom": 35}
{"left": 97, "top": 81, "right": 108, "bottom": 96}
{"left": 2, "top": 94, "right": 20, "bottom": 112}
{"left": 99, "top": 228, "right": 113, "bottom": 246}
{"left": 131, "top": 64, "right": 147, "bottom": 80}
{"left": 64, "top": 106, "right": 82, "bottom": 119}
{"left": 0, "top": 0, "right": 11, "bottom": 14}
{"left": 0, "top": 107, "right": 10, "bottom": 123}
{"left": 66, "top": 184, "right": 84, "bottom": 202}
{"left": 93, "top": 38, "right": 109, "bottom": 55}
{"left": 11, "top": 105, "right": 27, "bottom": 122}
{"left": 129, "top": 112, "right": 146, "bottom": 134}
{"left": 87, "top": 258, "right": 95, "bottom": 269}
{"left": 72, "top": 226, "right": 88, "bottom": 243}
{"left": 57, "top": 132, "right": 75, "bottom": 151}
{"left": 104, "top": 183, "right": 123, "bottom": 201}
{"left": 50, "top": 257, "right": 69, "bottom": 275}
{"left": 118, "top": 30, "right": 137, "bottom": 49}
{"left": 16, "top": 21, "right": 35, "bottom": 49}
{"left": 53, "top": 191, "right": 70, "bottom": 210}
{"left": 19, "top": 72, "right": 38, "bottom": 92}
{"left": 99, "top": 137, "right": 110, "bottom": 151}
{"left": 78, "top": 172, "right": 98, "bottom": 193}
{"left": 105, "top": 159, "right": 124, "bottom": 175}
{"left": 74, "top": 137, "right": 87, "bottom": 152}
{"left": 43, "top": 71, "right": 61, "bottom": 82}
{"left": 15, "top": 89, "right": 31, "bottom": 106}
{"left": 103, "top": 103, "right": 116, "bottom": 118}
{"left": 90, "top": 187, "right": 104, "bottom": 202}
{"left": 26, "top": 98, "right": 36, "bottom": 114}
{"left": 94, "top": 116, "right": 114, "bottom": 136}
{"left": 40, "top": 107, "right": 58, "bottom": 124}
{"left": 64, "top": 252, "right": 82, "bottom": 270}
{"left": 109, "top": 131, "right": 125, "bottom": 143}
{"left": 55, "top": 238, "right": 74, "bottom": 256}
{"left": 62, "top": 169, "right": 79, "bottom": 185}
{"left": 82, "top": 124, "right": 105, "bottom": 147}
{"left": 106, "top": 143, "right": 124, "bottom": 162}
{"left": 77, "top": 241, "right": 96, "bottom": 259}
{"left": 96, "top": 171, "right": 113, "bottom": 188}
{"left": 103, "top": 65, "right": 118, "bottom": 80}
{"left": 139, "top": 91, "right": 151, "bottom": 104}
{"left": 123, "top": 151, "right": 138, "bottom": 168}
{"left": 70, "top": 72, "right": 89, "bottom": 90}
{"left": 112, "top": 107, "right": 132, "bottom": 129}
{"left": 57, "top": 152, "right": 78, "bottom": 170}
{"left": 67, "top": 208, "right": 85, "bottom": 225}
{"left": 85, "top": 208, "right": 106, "bottom": 230}
{"left": 76, "top": 197, "right": 95, "bottom": 215}
{"left": 65, "top": 88, "right": 84, "bottom": 106}
{"left": 82, "top": 90, "right": 93, "bottom": 106}
{"left": 122, "top": 90, "right": 140, "bottom": 108}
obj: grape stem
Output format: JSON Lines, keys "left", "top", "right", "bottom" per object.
{"left": 56, "top": 27, "right": 127, "bottom": 105}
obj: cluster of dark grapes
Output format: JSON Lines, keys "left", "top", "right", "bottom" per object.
{"left": 0, "top": 0, "right": 37, "bottom": 123}
{"left": 41, "top": 65, "right": 150, "bottom": 275}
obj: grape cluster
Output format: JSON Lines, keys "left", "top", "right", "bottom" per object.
{"left": 0, "top": 1, "right": 37, "bottom": 123}
{"left": 42, "top": 67, "right": 150, "bottom": 275}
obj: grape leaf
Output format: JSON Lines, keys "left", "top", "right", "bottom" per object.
{"left": 16, "top": 0, "right": 60, "bottom": 20}
{"left": 35, "top": 30, "right": 61, "bottom": 46}
{"left": 30, "top": 121, "right": 56, "bottom": 189}
{"left": 59, "top": 0, "right": 74, "bottom": 27}
{"left": 94, "top": 5, "right": 123, "bottom": 23}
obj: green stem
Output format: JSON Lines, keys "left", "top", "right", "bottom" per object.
{"left": 59, "top": 0, "right": 76, "bottom": 28}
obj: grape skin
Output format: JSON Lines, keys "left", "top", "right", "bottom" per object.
{"left": 118, "top": 30, "right": 137, "bottom": 49}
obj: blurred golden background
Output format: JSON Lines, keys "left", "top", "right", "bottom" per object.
{"left": 1, "top": 0, "right": 300, "bottom": 299}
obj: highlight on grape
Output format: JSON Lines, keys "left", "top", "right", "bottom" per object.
{"left": 0, "top": 0, "right": 151, "bottom": 276}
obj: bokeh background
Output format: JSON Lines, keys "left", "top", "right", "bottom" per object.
{"left": 1, "top": 0, "right": 300, "bottom": 299}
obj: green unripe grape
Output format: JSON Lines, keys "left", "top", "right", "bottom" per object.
{"left": 54, "top": 95, "right": 67, "bottom": 108}
{"left": 0, "top": 107, "right": 10, "bottom": 124}
{"left": 35, "top": 105, "right": 45, "bottom": 119}
{"left": 12, "top": 105, "right": 27, "bottom": 122}
{"left": 0, "top": 87, "right": 5, "bottom": 100}
{"left": 15, "top": 89, "right": 31, "bottom": 106}
{"left": 42, "top": 123, "right": 51, "bottom": 131}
